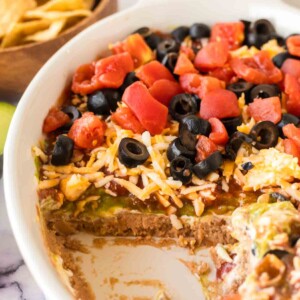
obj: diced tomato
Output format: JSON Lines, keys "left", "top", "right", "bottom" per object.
{"left": 111, "top": 107, "right": 145, "bottom": 134}
{"left": 94, "top": 52, "right": 134, "bottom": 89}
{"left": 281, "top": 58, "right": 300, "bottom": 78}
{"left": 230, "top": 51, "right": 283, "bottom": 84}
{"left": 43, "top": 107, "right": 70, "bottom": 133}
{"left": 122, "top": 81, "right": 168, "bottom": 135}
{"left": 284, "top": 74, "right": 300, "bottom": 116}
{"left": 208, "top": 118, "right": 229, "bottom": 145}
{"left": 180, "top": 44, "right": 195, "bottom": 61}
{"left": 110, "top": 41, "right": 126, "bottom": 54}
{"left": 194, "top": 41, "right": 229, "bottom": 72}
{"left": 195, "top": 135, "right": 217, "bottom": 162}
{"left": 221, "top": 294, "right": 242, "bottom": 300}
{"left": 136, "top": 60, "right": 175, "bottom": 87}
{"left": 174, "top": 53, "right": 198, "bottom": 75}
{"left": 71, "top": 63, "right": 101, "bottom": 95}
{"left": 210, "top": 22, "right": 245, "bottom": 50}
{"left": 149, "top": 79, "right": 183, "bottom": 106}
{"left": 286, "top": 35, "right": 300, "bottom": 57}
{"left": 179, "top": 73, "right": 225, "bottom": 99}
{"left": 248, "top": 97, "right": 282, "bottom": 124}
{"left": 216, "top": 262, "right": 235, "bottom": 280}
{"left": 68, "top": 112, "right": 106, "bottom": 149}
{"left": 200, "top": 89, "right": 240, "bottom": 120}
{"left": 124, "top": 33, "right": 154, "bottom": 67}
{"left": 283, "top": 138, "right": 300, "bottom": 164}
{"left": 283, "top": 124, "right": 300, "bottom": 148}
{"left": 208, "top": 65, "right": 238, "bottom": 84}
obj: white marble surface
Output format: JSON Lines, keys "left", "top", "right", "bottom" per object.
{"left": 0, "top": 1, "right": 138, "bottom": 299}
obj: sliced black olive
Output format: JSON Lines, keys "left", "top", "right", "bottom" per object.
{"left": 169, "top": 93, "right": 198, "bottom": 121}
{"left": 119, "top": 72, "right": 139, "bottom": 93}
{"left": 241, "top": 19, "right": 251, "bottom": 45}
{"left": 290, "top": 234, "right": 300, "bottom": 247}
{"left": 277, "top": 113, "right": 300, "bottom": 137}
{"left": 156, "top": 38, "right": 180, "bottom": 61}
{"left": 193, "top": 151, "right": 223, "bottom": 179}
{"left": 145, "top": 33, "right": 163, "bottom": 50}
{"left": 61, "top": 106, "right": 81, "bottom": 130}
{"left": 246, "top": 32, "right": 271, "bottom": 48}
{"left": 269, "top": 33, "right": 285, "bottom": 46}
{"left": 171, "top": 26, "right": 190, "bottom": 43}
{"left": 178, "top": 124, "right": 197, "bottom": 151}
{"left": 221, "top": 116, "right": 242, "bottom": 136}
{"left": 133, "top": 27, "right": 151, "bottom": 38}
{"left": 226, "top": 81, "right": 254, "bottom": 103}
{"left": 263, "top": 249, "right": 289, "bottom": 259}
{"left": 118, "top": 138, "right": 149, "bottom": 168}
{"left": 269, "top": 192, "right": 288, "bottom": 202}
{"left": 191, "top": 39, "right": 203, "bottom": 54}
{"left": 170, "top": 156, "right": 193, "bottom": 184}
{"left": 189, "top": 23, "right": 210, "bottom": 40}
{"left": 192, "top": 94, "right": 201, "bottom": 111}
{"left": 225, "top": 132, "right": 252, "bottom": 160}
{"left": 51, "top": 135, "right": 74, "bottom": 166}
{"left": 180, "top": 115, "right": 211, "bottom": 136}
{"left": 253, "top": 19, "right": 276, "bottom": 36}
{"left": 241, "top": 161, "right": 254, "bottom": 171}
{"left": 250, "top": 121, "right": 279, "bottom": 150}
{"left": 87, "top": 89, "right": 121, "bottom": 115}
{"left": 272, "top": 52, "right": 292, "bottom": 68}
{"left": 167, "top": 138, "right": 196, "bottom": 162}
{"left": 161, "top": 52, "right": 178, "bottom": 73}
{"left": 250, "top": 84, "right": 280, "bottom": 100}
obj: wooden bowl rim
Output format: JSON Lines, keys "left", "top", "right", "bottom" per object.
{"left": 0, "top": 0, "right": 111, "bottom": 54}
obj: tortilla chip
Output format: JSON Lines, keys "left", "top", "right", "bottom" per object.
{"left": 24, "top": 9, "right": 91, "bottom": 21}
{"left": 1, "top": 20, "right": 51, "bottom": 48}
{"left": 0, "top": 0, "right": 37, "bottom": 38}
{"left": 24, "top": 19, "right": 66, "bottom": 42}
{"left": 26, "top": 0, "right": 89, "bottom": 12}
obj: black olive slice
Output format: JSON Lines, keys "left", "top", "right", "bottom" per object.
{"left": 167, "top": 138, "right": 196, "bottom": 162}
{"left": 161, "top": 52, "right": 178, "bottom": 73}
{"left": 253, "top": 19, "right": 276, "bottom": 36}
{"left": 246, "top": 32, "right": 271, "bottom": 48}
{"left": 133, "top": 27, "right": 151, "bottom": 38}
{"left": 171, "top": 26, "right": 190, "bottom": 43}
{"left": 51, "top": 135, "right": 74, "bottom": 166}
{"left": 170, "top": 156, "right": 193, "bottom": 184}
{"left": 119, "top": 72, "right": 139, "bottom": 93}
{"left": 169, "top": 93, "right": 198, "bottom": 121}
{"left": 61, "top": 106, "right": 82, "bottom": 130}
{"left": 250, "top": 84, "right": 280, "bottom": 101}
{"left": 221, "top": 116, "right": 243, "bottom": 136}
{"left": 263, "top": 249, "right": 289, "bottom": 259}
{"left": 241, "top": 161, "right": 254, "bottom": 171}
{"left": 269, "top": 192, "right": 288, "bottom": 202}
{"left": 227, "top": 81, "right": 254, "bottom": 103}
{"left": 189, "top": 23, "right": 210, "bottom": 40}
{"left": 225, "top": 132, "right": 252, "bottom": 160}
{"left": 180, "top": 115, "right": 211, "bottom": 136}
{"left": 193, "top": 151, "right": 223, "bottom": 179}
{"left": 272, "top": 52, "right": 293, "bottom": 68}
{"left": 277, "top": 113, "right": 300, "bottom": 137}
{"left": 157, "top": 38, "right": 180, "bottom": 61}
{"left": 178, "top": 124, "right": 197, "bottom": 151}
{"left": 250, "top": 121, "right": 279, "bottom": 150}
{"left": 145, "top": 33, "right": 163, "bottom": 50}
{"left": 118, "top": 138, "right": 149, "bottom": 168}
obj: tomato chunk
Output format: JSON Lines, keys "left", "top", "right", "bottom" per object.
{"left": 200, "top": 89, "right": 240, "bottom": 120}
{"left": 122, "top": 81, "right": 168, "bottom": 135}
{"left": 43, "top": 107, "right": 70, "bottom": 133}
{"left": 208, "top": 65, "right": 238, "bottom": 84}
{"left": 210, "top": 22, "right": 244, "bottom": 50}
{"left": 283, "top": 124, "right": 300, "bottom": 148}
{"left": 283, "top": 138, "right": 300, "bottom": 164}
{"left": 124, "top": 33, "right": 154, "bottom": 67}
{"left": 149, "top": 79, "right": 183, "bottom": 106}
{"left": 68, "top": 112, "right": 106, "bottom": 149}
{"left": 136, "top": 60, "right": 175, "bottom": 87}
{"left": 195, "top": 41, "right": 229, "bottom": 72}
{"left": 174, "top": 53, "right": 198, "bottom": 75}
{"left": 230, "top": 51, "right": 283, "bottom": 84}
{"left": 284, "top": 74, "right": 300, "bottom": 116}
{"left": 209, "top": 118, "right": 229, "bottom": 145}
{"left": 179, "top": 74, "right": 225, "bottom": 99}
{"left": 281, "top": 58, "right": 300, "bottom": 78}
{"left": 286, "top": 35, "right": 300, "bottom": 57}
{"left": 221, "top": 294, "right": 242, "bottom": 300}
{"left": 94, "top": 52, "right": 134, "bottom": 89}
{"left": 195, "top": 135, "right": 217, "bottom": 162}
{"left": 248, "top": 97, "right": 282, "bottom": 124}
{"left": 111, "top": 107, "right": 145, "bottom": 134}
{"left": 180, "top": 44, "right": 196, "bottom": 61}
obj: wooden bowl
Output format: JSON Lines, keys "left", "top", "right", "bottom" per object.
{"left": 0, "top": 0, "right": 117, "bottom": 102}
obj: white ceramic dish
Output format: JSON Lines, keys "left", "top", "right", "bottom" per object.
{"left": 4, "top": 0, "right": 300, "bottom": 299}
